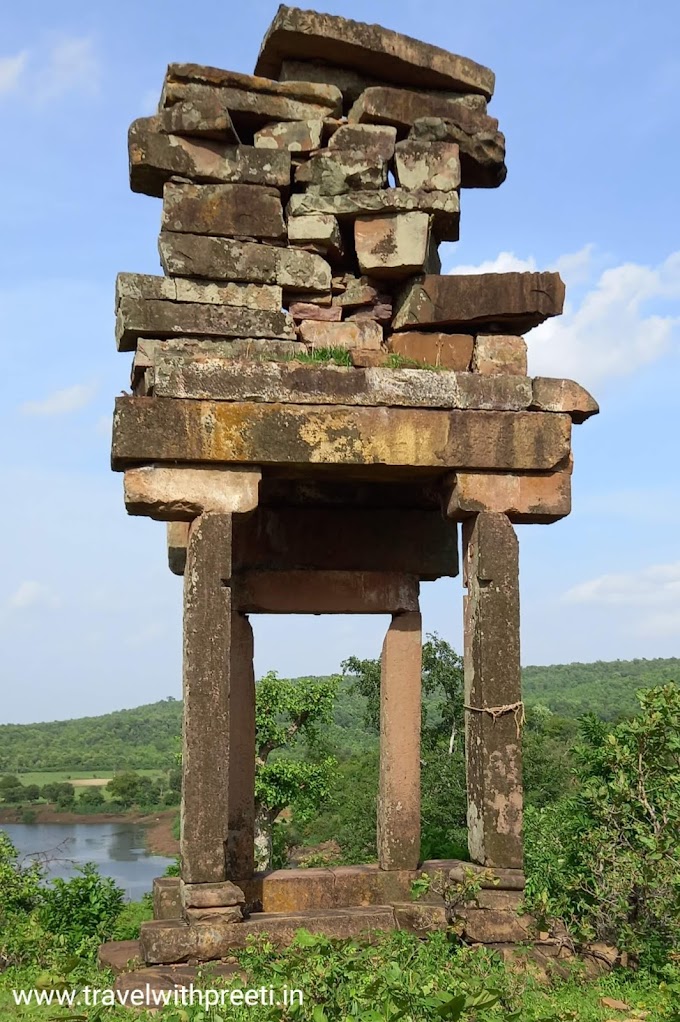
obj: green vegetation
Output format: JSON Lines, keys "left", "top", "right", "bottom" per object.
{"left": 288, "top": 346, "right": 353, "bottom": 366}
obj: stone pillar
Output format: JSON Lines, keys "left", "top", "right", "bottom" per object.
{"left": 181, "top": 512, "right": 232, "bottom": 884}
{"left": 227, "top": 610, "right": 256, "bottom": 879}
{"left": 377, "top": 611, "right": 422, "bottom": 870}
{"left": 462, "top": 512, "right": 523, "bottom": 869}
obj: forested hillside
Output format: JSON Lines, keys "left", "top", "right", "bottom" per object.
{"left": 2, "top": 658, "right": 678, "bottom": 772}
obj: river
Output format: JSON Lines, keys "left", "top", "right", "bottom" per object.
{"left": 2, "top": 822, "right": 175, "bottom": 901}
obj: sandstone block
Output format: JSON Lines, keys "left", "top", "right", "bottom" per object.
{"left": 392, "top": 273, "right": 565, "bottom": 332}
{"left": 124, "top": 465, "right": 262, "bottom": 521}
{"left": 98, "top": 940, "right": 143, "bottom": 975}
{"left": 331, "top": 866, "right": 419, "bottom": 907}
{"left": 254, "top": 118, "right": 324, "bottom": 151}
{"left": 227, "top": 611, "right": 256, "bottom": 879}
{"left": 332, "top": 277, "right": 380, "bottom": 307}
{"left": 287, "top": 214, "right": 344, "bottom": 260}
{"left": 181, "top": 880, "right": 245, "bottom": 909}
{"left": 347, "top": 300, "right": 394, "bottom": 324}
{"left": 388, "top": 331, "right": 473, "bottom": 369}
{"left": 298, "top": 319, "right": 383, "bottom": 350}
{"left": 454, "top": 907, "right": 533, "bottom": 944}
{"left": 116, "top": 272, "right": 282, "bottom": 311}
{"left": 441, "top": 861, "right": 525, "bottom": 890}
{"left": 463, "top": 514, "right": 523, "bottom": 869}
{"left": 409, "top": 116, "right": 506, "bottom": 188}
{"left": 159, "top": 232, "right": 277, "bottom": 283}
{"left": 355, "top": 212, "right": 433, "bottom": 278}
{"left": 128, "top": 117, "right": 291, "bottom": 197}
{"left": 277, "top": 248, "right": 333, "bottom": 292}
{"left": 159, "top": 88, "right": 238, "bottom": 140}
{"left": 258, "top": 869, "right": 336, "bottom": 913}
{"left": 280, "top": 59, "right": 380, "bottom": 107}
{"left": 167, "top": 521, "right": 190, "bottom": 575}
{"left": 473, "top": 335, "right": 528, "bottom": 376}
{"left": 295, "top": 149, "right": 387, "bottom": 192}
{"left": 153, "top": 877, "right": 182, "bottom": 920}
{"left": 394, "top": 903, "right": 448, "bottom": 933}
{"left": 255, "top": 7, "right": 495, "bottom": 97}
{"left": 289, "top": 300, "right": 342, "bottom": 322}
{"left": 378, "top": 612, "right": 422, "bottom": 870}
{"left": 161, "top": 65, "right": 342, "bottom": 131}
{"left": 181, "top": 514, "right": 233, "bottom": 884}
{"left": 349, "top": 86, "right": 488, "bottom": 132}
{"left": 350, "top": 348, "right": 389, "bottom": 368}
{"left": 236, "top": 571, "right": 419, "bottom": 614}
{"left": 162, "top": 182, "right": 286, "bottom": 240}
{"left": 184, "top": 906, "right": 243, "bottom": 924}
{"left": 531, "top": 377, "right": 599, "bottom": 423}
{"left": 394, "top": 140, "right": 461, "bottom": 192}
{"left": 328, "top": 123, "right": 397, "bottom": 160}
{"left": 112, "top": 398, "right": 571, "bottom": 474}
{"left": 116, "top": 298, "right": 295, "bottom": 352}
{"left": 135, "top": 339, "right": 306, "bottom": 388}
{"left": 446, "top": 464, "right": 572, "bottom": 524}
{"left": 288, "top": 189, "right": 459, "bottom": 242}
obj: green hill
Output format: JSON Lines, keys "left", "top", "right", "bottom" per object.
{"left": 1, "top": 658, "right": 678, "bottom": 774}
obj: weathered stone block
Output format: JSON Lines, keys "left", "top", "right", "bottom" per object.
{"left": 355, "top": 212, "right": 433, "bottom": 278}
{"left": 394, "top": 140, "right": 461, "bottom": 192}
{"left": 463, "top": 514, "right": 523, "bottom": 869}
{"left": 409, "top": 116, "right": 506, "bottom": 189}
{"left": 259, "top": 869, "right": 336, "bottom": 913}
{"left": 227, "top": 611, "right": 256, "bottom": 879}
{"left": 288, "top": 300, "right": 342, "bottom": 322}
{"left": 288, "top": 189, "right": 459, "bottom": 242}
{"left": 116, "top": 298, "right": 295, "bottom": 352}
{"left": 168, "top": 521, "right": 190, "bottom": 575}
{"left": 181, "top": 880, "right": 245, "bottom": 909}
{"left": 153, "top": 877, "right": 182, "bottom": 920}
{"left": 295, "top": 148, "right": 387, "bottom": 192}
{"left": 394, "top": 903, "right": 448, "bottom": 933}
{"left": 440, "top": 860, "right": 525, "bottom": 890}
{"left": 393, "top": 273, "right": 565, "bottom": 332}
{"left": 159, "top": 232, "right": 277, "bottom": 283}
{"left": 297, "top": 319, "right": 383, "bottom": 350}
{"left": 181, "top": 514, "right": 233, "bottom": 884}
{"left": 388, "top": 331, "right": 473, "bottom": 370}
{"left": 254, "top": 118, "right": 324, "bottom": 151}
{"left": 280, "top": 59, "right": 380, "bottom": 107}
{"left": 117, "top": 273, "right": 283, "bottom": 311}
{"left": 236, "top": 571, "right": 420, "bottom": 614}
{"left": 162, "top": 182, "right": 286, "bottom": 240}
{"left": 531, "top": 377, "right": 599, "bottom": 423}
{"left": 161, "top": 64, "right": 342, "bottom": 129}
{"left": 378, "top": 612, "right": 422, "bottom": 870}
{"left": 453, "top": 907, "right": 534, "bottom": 944}
{"left": 473, "top": 335, "right": 528, "bottom": 376}
{"left": 128, "top": 118, "right": 291, "bottom": 197}
{"left": 184, "top": 906, "right": 243, "bottom": 923}
{"left": 328, "top": 123, "right": 397, "bottom": 160}
{"left": 135, "top": 339, "right": 306, "bottom": 390}
{"left": 277, "top": 247, "right": 333, "bottom": 292}
{"left": 112, "top": 399, "right": 572, "bottom": 473}
{"left": 287, "top": 214, "right": 344, "bottom": 259}
{"left": 159, "top": 89, "right": 238, "bottom": 140}
{"left": 124, "top": 465, "right": 261, "bottom": 520}
{"left": 255, "top": 8, "right": 495, "bottom": 97}
{"left": 446, "top": 464, "right": 572, "bottom": 524}
{"left": 349, "top": 86, "right": 488, "bottom": 132}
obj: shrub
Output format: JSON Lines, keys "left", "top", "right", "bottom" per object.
{"left": 39, "top": 864, "right": 124, "bottom": 953}
{"left": 0, "top": 831, "right": 43, "bottom": 920}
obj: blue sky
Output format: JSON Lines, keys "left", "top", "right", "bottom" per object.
{"left": 1, "top": 0, "right": 679, "bottom": 724}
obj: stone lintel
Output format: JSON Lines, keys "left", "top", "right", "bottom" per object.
{"left": 112, "top": 398, "right": 572, "bottom": 474}
{"left": 124, "top": 464, "right": 261, "bottom": 520}
{"left": 235, "top": 571, "right": 419, "bottom": 614}
{"left": 378, "top": 611, "right": 422, "bottom": 870}
{"left": 445, "top": 462, "right": 572, "bottom": 524}
{"left": 463, "top": 513, "right": 523, "bottom": 869}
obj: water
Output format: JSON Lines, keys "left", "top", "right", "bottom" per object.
{"left": 1, "top": 822, "right": 175, "bottom": 901}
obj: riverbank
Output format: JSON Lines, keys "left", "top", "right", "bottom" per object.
{"left": 0, "top": 806, "right": 179, "bottom": 858}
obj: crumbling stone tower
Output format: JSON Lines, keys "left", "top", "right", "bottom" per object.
{"left": 109, "top": 7, "right": 597, "bottom": 966}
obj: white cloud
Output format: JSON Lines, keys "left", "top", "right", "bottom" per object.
{"left": 0, "top": 37, "right": 99, "bottom": 105}
{"left": 447, "top": 246, "right": 680, "bottom": 387}
{"left": 0, "top": 51, "right": 28, "bottom": 95}
{"left": 21, "top": 382, "right": 97, "bottom": 416}
{"left": 34, "top": 36, "right": 100, "bottom": 103}
{"left": 564, "top": 562, "right": 680, "bottom": 638}
{"left": 6, "top": 581, "right": 61, "bottom": 611}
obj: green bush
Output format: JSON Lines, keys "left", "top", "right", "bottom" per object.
{"left": 524, "top": 684, "right": 680, "bottom": 967}
{"left": 0, "top": 831, "right": 43, "bottom": 920}
{"left": 39, "top": 864, "right": 124, "bottom": 953}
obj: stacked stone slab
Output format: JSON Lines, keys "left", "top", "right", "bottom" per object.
{"left": 108, "top": 7, "right": 598, "bottom": 970}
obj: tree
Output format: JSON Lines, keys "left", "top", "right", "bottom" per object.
{"left": 254, "top": 672, "right": 338, "bottom": 870}
{"left": 107, "top": 771, "right": 159, "bottom": 809}
{"left": 78, "top": 786, "right": 105, "bottom": 809}
{"left": 342, "top": 632, "right": 465, "bottom": 752}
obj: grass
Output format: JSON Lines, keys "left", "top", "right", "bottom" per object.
{"left": 287, "top": 346, "right": 353, "bottom": 366}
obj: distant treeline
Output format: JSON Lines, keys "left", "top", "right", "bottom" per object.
{"left": 1, "top": 658, "right": 678, "bottom": 772}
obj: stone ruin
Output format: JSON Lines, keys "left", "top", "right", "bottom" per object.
{"left": 105, "top": 6, "right": 598, "bottom": 974}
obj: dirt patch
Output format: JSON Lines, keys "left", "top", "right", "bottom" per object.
{"left": 71, "top": 778, "right": 112, "bottom": 787}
